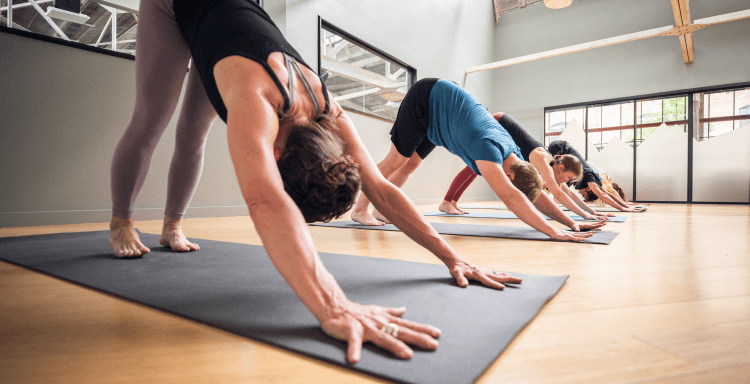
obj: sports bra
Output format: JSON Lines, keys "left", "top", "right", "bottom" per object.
{"left": 174, "top": 0, "right": 330, "bottom": 122}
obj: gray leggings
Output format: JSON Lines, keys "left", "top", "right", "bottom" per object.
{"left": 111, "top": 0, "right": 217, "bottom": 220}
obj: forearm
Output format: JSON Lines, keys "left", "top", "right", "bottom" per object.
{"left": 565, "top": 184, "right": 598, "bottom": 214}
{"left": 533, "top": 191, "right": 577, "bottom": 229}
{"left": 248, "top": 193, "right": 347, "bottom": 322}
{"left": 503, "top": 192, "right": 560, "bottom": 236}
{"left": 366, "top": 180, "right": 464, "bottom": 265}
{"left": 596, "top": 189, "right": 628, "bottom": 210}
{"left": 549, "top": 183, "right": 593, "bottom": 217}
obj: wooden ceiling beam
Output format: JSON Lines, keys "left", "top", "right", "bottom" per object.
{"left": 670, "top": 0, "right": 694, "bottom": 63}
{"left": 493, "top": 0, "right": 501, "bottom": 24}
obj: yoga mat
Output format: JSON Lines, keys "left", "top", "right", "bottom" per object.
{"left": 466, "top": 205, "right": 646, "bottom": 213}
{"left": 423, "top": 211, "right": 627, "bottom": 223}
{"left": 312, "top": 221, "right": 618, "bottom": 245}
{"left": 0, "top": 231, "right": 568, "bottom": 384}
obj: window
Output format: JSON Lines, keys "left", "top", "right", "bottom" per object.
{"left": 319, "top": 19, "right": 415, "bottom": 122}
{"left": 1, "top": 0, "right": 264, "bottom": 57}
{"left": 2, "top": 0, "right": 138, "bottom": 55}
{"left": 586, "top": 101, "right": 634, "bottom": 151}
{"left": 544, "top": 107, "right": 583, "bottom": 147}
{"left": 696, "top": 87, "right": 750, "bottom": 140}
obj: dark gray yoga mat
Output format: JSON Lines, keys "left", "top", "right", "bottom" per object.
{"left": 312, "top": 221, "right": 618, "bottom": 245}
{"left": 0, "top": 230, "right": 568, "bottom": 384}
{"left": 467, "top": 205, "right": 645, "bottom": 213}
{"left": 423, "top": 211, "right": 627, "bottom": 223}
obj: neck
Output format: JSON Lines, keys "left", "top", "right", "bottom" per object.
{"left": 502, "top": 153, "right": 517, "bottom": 174}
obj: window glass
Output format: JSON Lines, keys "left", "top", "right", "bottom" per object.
{"left": 320, "top": 22, "right": 414, "bottom": 122}
{"left": 2, "top": 0, "right": 138, "bottom": 55}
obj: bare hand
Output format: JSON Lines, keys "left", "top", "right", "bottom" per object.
{"left": 571, "top": 219, "right": 607, "bottom": 232}
{"left": 584, "top": 213, "right": 608, "bottom": 221}
{"left": 622, "top": 207, "right": 645, "bottom": 212}
{"left": 446, "top": 259, "right": 523, "bottom": 289}
{"left": 319, "top": 302, "right": 441, "bottom": 363}
{"left": 602, "top": 212, "right": 617, "bottom": 217}
{"left": 549, "top": 229, "right": 595, "bottom": 241}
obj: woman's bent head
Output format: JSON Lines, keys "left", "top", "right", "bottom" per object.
{"left": 276, "top": 115, "right": 361, "bottom": 223}
{"left": 552, "top": 154, "right": 583, "bottom": 184}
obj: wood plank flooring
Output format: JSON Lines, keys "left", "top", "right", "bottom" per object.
{"left": 1, "top": 203, "right": 748, "bottom": 383}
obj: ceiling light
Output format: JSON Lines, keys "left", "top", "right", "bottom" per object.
{"left": 46, "top": 6, "right": 90, "bottom": 24}
{"left": 543, "top": 0, "right": 572, "bottom": 9}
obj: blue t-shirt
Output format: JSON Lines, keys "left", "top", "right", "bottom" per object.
{"left": 426, "top": 80, "right": 522, "bottom": 175}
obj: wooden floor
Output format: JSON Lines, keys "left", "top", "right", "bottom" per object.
{"left": 1, "top": 203, "right": 749, "bottom": 383}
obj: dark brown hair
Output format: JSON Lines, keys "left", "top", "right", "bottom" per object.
{"left": 276, "top": 114, "right": 361, "bottom": 223}
{"left": 611, "top": 183, "right": 625, "bottom": 199}
{"left": 583, "top": 189, "right": 598, "bottom": 203}
{"left": 510, "top": 161, "right": 543, "bottom": 203}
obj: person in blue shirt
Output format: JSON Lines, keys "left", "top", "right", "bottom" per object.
{"left": 350, "top": 78, "right": 594, "bottom": 242}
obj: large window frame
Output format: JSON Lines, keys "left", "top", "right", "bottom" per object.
{"left": 545, "top": 81, "right": 750, "bottom": 204}
{"left": 318, "top": 18, "right": 416, "bottom": 123}
{"left": 1, "top": 0, "right": 264, "bottom": 59}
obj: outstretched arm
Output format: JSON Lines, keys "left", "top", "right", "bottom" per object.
{"left": 561, "top": 181, "right": 603, "bottom": 214}
{"left": 589, "top": 183, "right": 639, "bottom": 212}
{"left": 328, "top": 100, "right": 521, "bottom": 289}
{"left": 476, "top": 160, "right": 593, "bottom": 241}
{"left": 215, "top": 57, "right": 439, "bottom": 363}
{"left": 529, "top": 151, "right": 607, "bottom": 221}
{"left": 532, "top": 190, "right": 606, "bottom": 232}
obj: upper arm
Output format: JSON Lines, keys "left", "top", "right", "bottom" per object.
{"left": 326, "top": 98, "right": 387, "bottom": 191}
{"left": 530, "top": 150, "right": 555, "bottom": 187}
{"left": 476, "top": 160, "right": 519, "bottom": 201}
{"left": 214, "top": 57, "right": 285, "bottom": 205}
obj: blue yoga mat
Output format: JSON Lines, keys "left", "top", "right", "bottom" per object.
{"left": 423, "top": 211, "right": 627, "bottom": 223}
{"left": 312, "top": 221, "right": 619, "bottom": 245}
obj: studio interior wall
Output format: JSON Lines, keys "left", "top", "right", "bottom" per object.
{"left": 488, "top": 0, "right": 750, "bottom": 154}
{"left": 0, "top": 0, "right": 499, "bottom": 227}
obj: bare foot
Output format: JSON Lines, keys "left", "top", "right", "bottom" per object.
{"left": 159, "top": 216, "right": 200, "bottom": 252}
{"left": 452, "top": 201, "right": 469, "bottom": 214}
{"left": 439, "top": 200, "right": 465, "bottom": 215}
{"left": 110, "top": 215, "right": 150, "bottom": 258}
{"left": 372, "top": 209, "right": 392, "bottom": 224}
{"left": 351, "top": 210, "right": 385, "bottom": 226}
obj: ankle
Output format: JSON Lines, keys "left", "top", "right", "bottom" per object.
{"left": 110, "top": 215, "right": 134, "bottom": 230}
{"left": 162, "top": 215, "right": 182, "bottom": 230}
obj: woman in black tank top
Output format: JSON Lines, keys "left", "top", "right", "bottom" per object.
{"left": 109, "top": 0, "right": 522, "bottom": 363}
{"left": 439, "top": 113, "right": 610, "bottom": 229}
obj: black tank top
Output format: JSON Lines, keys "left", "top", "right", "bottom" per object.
{"left": 497, "top": 114, "right": 545, "bottom": 161}
{"left": 173, "top": 0, "right": 330, "bottom": 123}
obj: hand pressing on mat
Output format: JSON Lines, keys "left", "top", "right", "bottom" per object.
{"left": 319, "top": 302, "right": 441, "bottom": 363}
{"left": 549, "top": 229, "right": 595, "bottom": 241}
{"left": 582, "top": 213, "right": 608, "bottom": 221}
{"left": 571, "top": 219, "right": 606, "bottom": 232}
{"left": 446, "top": 258, "right": 523, "bottom": 290}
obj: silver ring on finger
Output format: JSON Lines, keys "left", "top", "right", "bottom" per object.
{"left": 381, "top": 323, "right": 399, "bottom": 338}
{"left": 491, "top": 270, "right": 501, "bottom": 275}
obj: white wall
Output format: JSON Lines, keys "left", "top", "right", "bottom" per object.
{"left": 281, "top": 0, "right": 499, "bottom": 203}
{"left": 0, "top": 0, "right": 500, "bottom": 227}
{"left": 488, "top": 0, "right": 750, "bottom": 143}
{"left": 0, "top": 32, "right": 244, "bottom": 227}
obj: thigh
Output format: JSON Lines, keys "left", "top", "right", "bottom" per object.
{"left": 415, "top": 139, "right": 436, "bottom": 160}
{"left": 130, "top": 0, "right": 192, "bottom": 123}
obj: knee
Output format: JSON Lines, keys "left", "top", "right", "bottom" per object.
{"left": 400, "top": 157, "right": 422, "bottom": 175}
